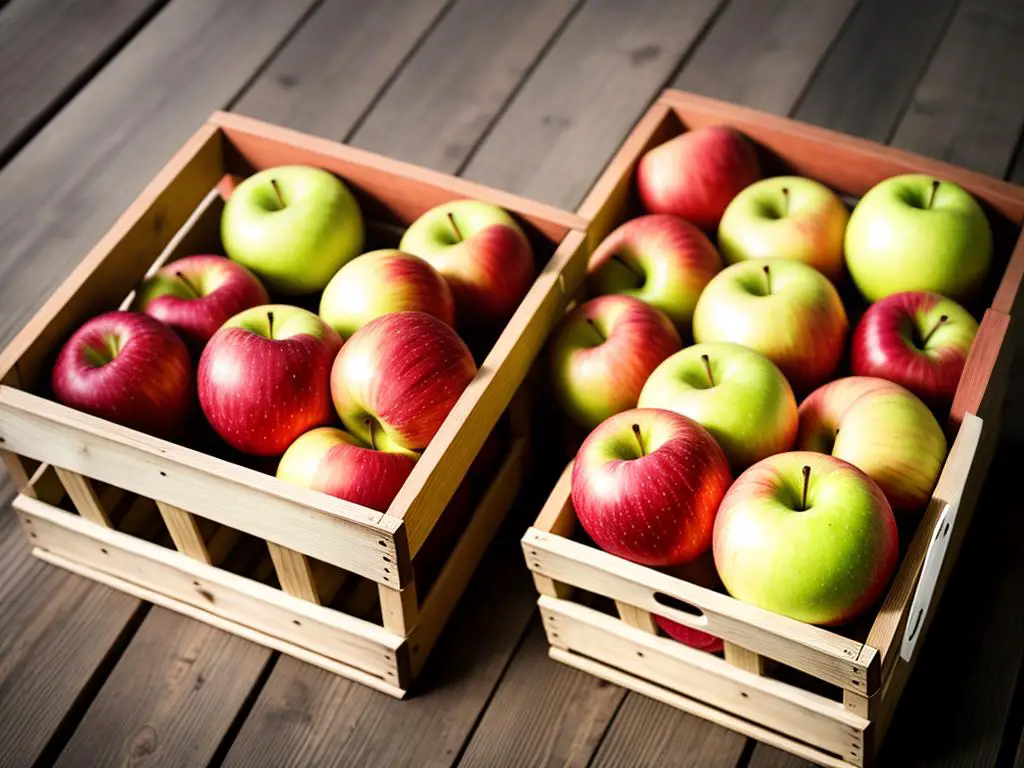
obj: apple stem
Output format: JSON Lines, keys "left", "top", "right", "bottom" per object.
{"left": 611, "top": 254, "right": 645, "bottom": 283}
{"left": 926, "top": 179, "right": 940, "bottom": 209}
{"left": 700, "top": 354, "right": 714, "bottom": 387}
{"left": 585, "top": 317, "right": 605, "bottom": 342}
{"left": 365, "top": 418, "right": 377, "bottom": 450}
{"left": 447, "top": 212, "right": 463, "bottom": 243}
{"left": 175, "top": 271, "right": 200, "bottom": 298}
{"left": 267, "top": 310, "right": 274, "bottom": 338}
{"left": 632, "top": 423, "right": 645, "bottom": 457}
{"left": 921, "top": 314, "right": 949, "bottom": 346}
{"left": 763, "top": 264, "right": 771, "bottom": 296}
{"left": 801, "top": 465, "right": 811, "bottom": 511}
{"left": 270, "top": 178, "right": 285, "bottom": 209}
{"left": 781, "top": 187, "right": 789, "bottom": 217}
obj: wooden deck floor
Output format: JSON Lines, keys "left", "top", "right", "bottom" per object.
{"left": 0, "top": 0, "right": 1023, "bottom": 766}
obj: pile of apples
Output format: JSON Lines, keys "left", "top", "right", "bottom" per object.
{"left": 51, "top": 165, "right": 536, "bottom": 513}
{"left": 551, "top": 125, "right": 991, "bottom": 643}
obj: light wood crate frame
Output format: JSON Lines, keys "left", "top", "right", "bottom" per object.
{"left": 523, "top": 90, "right": 1024, "bottom": 765}
{"left": 0, "top": 112, "right": 589, "bottom": 695}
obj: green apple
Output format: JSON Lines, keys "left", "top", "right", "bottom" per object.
{"left": 845, "top": 174, "right": 992, "bottom": 302}
{"left": 717, "top": 176, "right": 848, "bottom": 283}
{"left": 221, "top": 165, "right": 364, "bottom": 295}
{"left": 638, "top": 342, "right": 797, "bottom": 471}
{"left": 713, "top": 451, "right": 898, "bottom": 624}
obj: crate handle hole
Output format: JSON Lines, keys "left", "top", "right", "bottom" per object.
{"left": 653, "top": 592, "right": 705, "bottom": 621}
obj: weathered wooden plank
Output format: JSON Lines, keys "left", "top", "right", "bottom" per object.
{"left": 53, "top": 608, "right": 271, "bottom": 768}
{"left": 461, "top": 0, "right": 725, "bottom": 208}
{"left": 351, "top": 0, "right": 580, "bottom": 173}
{"left": 793, "top": 0, "right": 961, "bottom": 141}
{"left": 0, "top": 0, "right": 168, "bottom": 165}
{"left": 674, "top": 0, "right": 860, "bottom": 115}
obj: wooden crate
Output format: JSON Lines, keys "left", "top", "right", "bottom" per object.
{"left": 0, "top": 112, "right": 589, "bottom": 696}
{"left": 523, "top": 90, "right": 1024, "bottom": 765}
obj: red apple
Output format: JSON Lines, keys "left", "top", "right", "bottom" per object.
{"left": 636, "top": 125, "right": 761, "bottom": 231}
{"left": 52, "top": 311, "right": 192, "bottom": 439}
{"left": 134, "top": 254, "right": 269, "bottom": 349}
{"left": 656, "top": 553, "right": 725, "bottom": 652}
{"left": 198, "top": 305, "right": 342, "bottom": 456}
{"left": 549, "top": 295, "right": 682, "bottom": 428}
{"left": 850, "top": 291, "right": 979, "bottom": 409}
{"left": 571, "top": 408, "right": 732, "bottom": 566}
{"left": 331, "top": 311, "right": 477, "bottom": 454}
{"left": 276, "top": 427, "right": 416, "bottom": 511}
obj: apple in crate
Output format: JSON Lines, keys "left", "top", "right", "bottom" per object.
{"left": 851, "top": 291, "right": 979, "bottom": 409}
{"left": 221, "top": 165, "right": 364, "bottom": 295}
{"left": 845, "top": 174, "right": 992, "bottom": 302}
{"left": 714, "top": 451, "right": 898, "bottom": 624}
{"left": 636, "top": 125, "right": 761, "bottom": 231}
{"left": 319, "top": 249, "right": 455, "bottom": 339}
{"left": 277, "top": 427, "right": 416, "bottom": 512}
{"left": 52, "top": 311, "right": 192, "bottom": 439}
{"left": 400, "top": 200, "right": 534, "bottom": 329}
{"left": 549, "top": 295, "right": 681, "bottom": 429}
{"left": 717, "top": 177, "right": 848, "bottom": 283}
{"left": 656, "top": 553, "right": 725, "bottom": 653}
{"left": 639, "top": 342, "right": 797, "bottom": 472}
{"left": 692, "top": 258, "right": 847, "bottom": 393}
{"left": 134, "top": 254, "right": 269, "bottom": 349}
{"left": 331, "top": 311, "right": 477, "bottom": 455}
{"left": 586, "top": 214, "right": 722, "bottom": 333}
{"left": 198, "top": 305, "right": 342, "bottom": 456}
{"left": 571, "top": 408, "right": 732, "bottom": 566}
{"left": 797, "top": 377, "right": 947, "bottom": 514}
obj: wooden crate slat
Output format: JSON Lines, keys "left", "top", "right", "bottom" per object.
{"left": 54, "top": 467, "right": 111, "bottom": 527}
{"left": 267, "top": 543, "right": 321, "bottom": 604}
{"left": 379, "top": 583, "right": 418, "bottom": 636}
{"left": 724, "top": 643, "right": 766, "bottom": 676}
{"left": 156, "top": 501, "right": 214, "bottom": 565}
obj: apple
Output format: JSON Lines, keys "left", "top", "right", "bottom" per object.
{"left": 638, "top": 342, "right": 797, "bottom": 472}
{"left": 692, "top": 258, "right": 848, "bottom": 393}
{"left": 714, "top": 451, "right": 898, "bottom": 624}
{"left": 851, "top": 291, "right": 979, "bottom": 409}
{"left": 276, "top": 427, "right": 416, "bottom": 512}
{"left": 636, "top": 125, "right": 761, "bottom": 231}
{"left": 198, "top": 305, "right": 343, "bottom": 456}
{"left": 52, "top": 311, "right": 192, "bottom": 439}
{"left": 133, "top": 254, "right": 269, "bottom": 349}
{"left": 656, "top": 553, "right": 725, "bottom": 652}
{"left": 330, "top": 311, "right": 477, "bottom": 455}
{"left": 845, "top": 174, "right": 993, "bottom": 302}
{"left": 319, "top": 249, "right": 455, "bottom": 339}
{"left": 571, "top": 408, "right": 732, "bottom": 566}
{"left": 586, "top": 214, "right": 722, "bottom": 333}
{"left": 221, "top": 165, "right": 364, "bottom": 295}
{"left": 797, "top": 376, "right": 947, "bottom": 514}
{"left": 549, "top": 295, "right": 682, "bottom": 429}
{"left": 399, "top": 199, "right": 534, "bottom": 328}
{"left": 717, "top": 176, "right": 849, "bottom": 283}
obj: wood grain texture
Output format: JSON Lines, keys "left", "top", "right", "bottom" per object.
{"left": 461, "top": 0, "right": 725, "bottom": 208}
{"left": 0, "top": 0, "right": 167, "bottom": 165}
{"left": 232, "top": 0, "right": 451, "bottom": 139}
{"left": 457, "top": 622, "right": 627, "bottom": 768}
{"left": 748, "top": 744, "right": 816, "bottom": 768}
{"left": 794, "top": 0, "right": 961, "bottom": 141}
{"left": 351, "top": 0, "right": 580, "bottom": 173}
{"left": 53, "top": 608, "right": 270, "bottom": 768}
{"left": 674, "top": 0, "right": 860, "bottom": 115}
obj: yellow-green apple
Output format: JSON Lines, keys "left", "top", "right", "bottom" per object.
{"left": 52, "top": 311, "right": 192, "bottom": 439}
{"left": 399, "top": 200, "right": 534, "bottom": 329}
{"left": 717, "top": 176, "right": 848, "bottom": 283}
{"left": 714, "top": 451, "right": 898, "bottom": 624}
{"left": 276, "top": 427, "right": 416, "bottom": 512}
{"left": 198, "top": 305, "right": 342, "bottom": 456}
{"left": 797, "top": 377, "right": 947, "bottom": 514}
{"left": 851, "top": 291, "right": 978, "bottom": 410}
{"left": 657, "top": 552, "right": 725, "bottom": 652}
{"left": 638, "top": 342, "right": 797, "bottom": 471}
{"left": 845, "top": 174, "right": 992, "bottom": 302}
{"left": 331, "top": 311, "right": 477, "bottom": 455}
{"left": 636, "top": 125, "right": 761, "bottom": 231}
{"left": 133, "top": 254, "right": 269, "bottom": 349}
{"left": 221, "top": 165, "right": 364, "bottom": 295}
{"left": 549, "top": 295, "right": 681, "bottom": 429}
{"left": 692, "top": 258, "right": 848, "bottom": 393}
{"left": 571, "top": 408, "right": 732, "bottom": 566}
{"left": 319, "top": 249, "right": 455, "bottom": 339}
{"left": 586, "top": 214, "right": 722, "bottom": 333}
